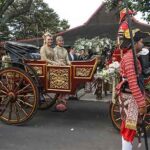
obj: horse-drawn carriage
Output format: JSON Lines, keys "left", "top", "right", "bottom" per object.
{"left": 0, "top": 41, "right": 98, "bottom": 125}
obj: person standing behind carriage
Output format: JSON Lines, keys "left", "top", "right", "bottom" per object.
{"left": 68, "top": 46, "right": 78, "bottom": 61}
{"left": 40, "top": 32, "right": 58, "bottom": 65}
{"left": 54, "top": 36, "right": 71, "bottom": 112}
{"left": 78, "top": 48, "right": 87, "bottom": 60}
{"left": 116, "top": 29, "right": 149, "bottom": 150}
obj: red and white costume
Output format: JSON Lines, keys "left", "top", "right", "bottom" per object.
{"left": 116, "top": 50, "right": 146, "bottom": 149}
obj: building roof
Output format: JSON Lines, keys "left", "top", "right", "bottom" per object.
{"left": 4, "top": 2, "right": 150, "bottom": 46}
{"left": 56, "top": 3, "right": 150, "bottom": 45}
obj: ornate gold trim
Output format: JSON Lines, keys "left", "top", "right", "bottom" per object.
{"left": 46, "top": 66, "right": 71, "bottom": 92}
{"left": 125, "top": 119, "right": 137, "bottom": 130}
{"left": 25, "top": 63, "right": 46, "bottom": 77}
{"left": 73, "top": 63, "right": 97, "bottom": 79}
{"left": 74, "top": 65, "right": 93, "bottom": 79}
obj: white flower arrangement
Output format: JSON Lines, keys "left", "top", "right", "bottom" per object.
{"left": 108, "top": 61, "right": 120, "bottom": 77}
{"left": 74, "top": 36, "right": 115, "bottom": 54}
{"left": 109, "top": 61, "right": 120, "bottom": 70}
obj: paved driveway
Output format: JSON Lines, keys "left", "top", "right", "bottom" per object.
{"left": 0, "top": 100, "right": 149, "bottom": 150}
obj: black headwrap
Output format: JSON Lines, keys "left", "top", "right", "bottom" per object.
{"left": 133, "top": 31, "right": 149, "bottom": 42}
{"left": 120, "top": 29, "right": 150, "bottom": 49}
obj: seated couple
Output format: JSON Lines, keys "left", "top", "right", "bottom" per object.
{"left": 40, "top": 32, "right": 70, "bottom": 112}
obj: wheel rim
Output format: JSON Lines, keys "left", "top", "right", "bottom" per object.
{"left": 0, "top": 68, "right": 38, "bottom": 124}
{"left": 110, "top": 102, "right": 121, "bottom": 130}
{"left": 145, "top": 101, "right": 150, "bottom": 131}
{"left": 111, "top": 100, "right": 150, "bottom": 131}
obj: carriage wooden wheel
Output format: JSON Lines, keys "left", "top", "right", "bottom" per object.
{"left": 110, "top": 97, "right": 150, "bottom": 131}
{"left": 25, "top": 66, "right": 58, "bottom": 110}
{"left": 0, "top": 67, "right": 39, "bottom": 125}
{"left": 110, "top": 100, "right": 121, "bottom": 130}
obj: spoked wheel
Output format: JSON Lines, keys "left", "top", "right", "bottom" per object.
{"left": 144, "top": 97, "right": 150, "bottom": 131}
{"left": 110, "top": 100, "right": 121, "bottom": 131}
{"left": 0, "top": 67, "right": 39, "bottom": 125}
{"left": 38, "top": 93, "right": 58, "bottom": 110}
{"left": 110, "top": 98, "right": 150, "bottom": 131}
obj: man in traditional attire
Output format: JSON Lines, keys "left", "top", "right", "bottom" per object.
{"left": 116, "top": 29, "right": 149, "bottom": 150}
{"left": 110, "top": 8, "right": 136, "bottom": 103}
{"left": 40, "top": 32, "right": 58, "bottom": 65}
{"left": 54, "top": 36, "right": 71, "bottom": 111}
{"left": 112, "top": 8, "right": 136, "bottom": 62}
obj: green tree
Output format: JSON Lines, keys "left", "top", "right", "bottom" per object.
{"left": 58, "top": 19, "right": 70, "bottom": 32}
{"left": 0, "top": 0, "right": 33, "bottom": 38}
{"left": 0, "top": 0, "right": 70, "bottom": 39}
{"left": 0, "top": 0, "right": 33, "bottom": 24}
{"left": 105, "top": 0, "right": 150, "bottom": 22}
{"left": 0, "top": 0, "right": 15, "bottom": 18}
